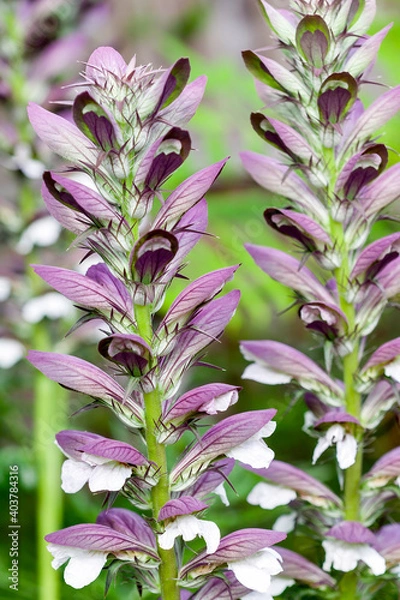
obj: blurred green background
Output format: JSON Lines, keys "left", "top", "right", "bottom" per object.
{"left": 1, "top": 0, "right": 399, "bottom": 598}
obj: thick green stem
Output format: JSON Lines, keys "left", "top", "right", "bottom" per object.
{"left": 326, "top": 142, "right": 364, "bottom": 597}
{"left": 33, "top": 325, "right": 66, "bottom": 600}
{"left": 331, "top": 217, "right": 363, "bottom": 600}
{"left": 342, "top": 337, "right": 363, "bottom": 523}
{"left": 339, "top": 571, "right": 358, "bottom": 600}
{"left": 135, "top": 304, "right": 180, "bottom": 600}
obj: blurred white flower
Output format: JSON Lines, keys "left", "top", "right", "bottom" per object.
{"left": 272, "top": 512, "right": 297, "bottom": 534}
{"left": 17, "top": 216, "right": 61, "bottom": 254}
{"left": 22, "top": 292, "right": 74, "bottom": 323}
{"left": 0, "top": 276, "right": 11, "bottom": 301}
{"left": 0, "top": 338, "right": 25, "bottom": 368}
{"left": 247, "top": 482, "right": 297, "bottom": 510}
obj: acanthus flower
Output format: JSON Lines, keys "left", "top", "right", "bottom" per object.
{"left": 158, "top": 498, "right": 220, "bottom": 555}
{"left": 181, "top": 529, "right": 286, "bottom": 593}
{"left": 312, "top": 411, "right": 360, "bottom": 470}
{"left": 46, "top": 508, "right": 159, "bottom": 589}
{"left": 171, "top": 410, "right": 276, "bottom": 490}
{"left": 27, "top": 44, "right": 284, "bottom": 599}
{"left": 322, "top": 522, "right": 386, "bottom": 576}
{"left": 55, "top": 430, "right": 149, "bottom": 494}
{"left": 240, "top": 0, "right": 400, "bottom": 596}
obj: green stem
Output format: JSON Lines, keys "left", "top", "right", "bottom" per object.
{"left": 342, "top": 337, "right": 362, "bottom": 522}
{"left": 33, "top": 325, "right": 66, "bottom": 600}
{"left": 339, "top": 571, "right": 358, "bottom": 600}
{"left": 331, "top": 217, "right": 363, "bottom": 600}
{"left": 135, "top": 305, "right": 180, "bottom": 600}
{"left": 326, "top": 142, "right": 364, "bottom": 598}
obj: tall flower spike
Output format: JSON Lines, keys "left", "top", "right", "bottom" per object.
{"left": 28, "top": 47, "right": 284, "bottom": 599}
{"left": 241, "top": 0, "right": 400, "bottom": 597}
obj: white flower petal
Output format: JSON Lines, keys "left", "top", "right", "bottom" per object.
{"left": 384, "top": 357, "right": 400, "bottom": 382}
{"left": 175, "top": 515, "right": 199, "bottom": 542}
{"left": 47, "top": 544, "right": 107, "bottom": 588}
{"left": 214, "top": 482, "right": 230, "bottom": 506}
{"left": 231, "top": 560, "right": 272, "bottom": 594}
{"left": 272, "top": 512, "right": 297, "bottom": 534}
{"left": 269, "top": 576, "right": 295, "bottom": 595}
{"left": 323, "top": 539, "right": 386, "bottom": 576}
{"left": 227, "top": 439, "right": 274, "bottom": 469}
{"left": 229, "top": 548, "right": 283, "bottom": 594}
{"left": 241, "top": 591, "right": 273, "bottom": 600}
{"left": 158, "top": 522, "right": 179, "bottom": 550}
{"left": 326, "top": 424, "right": 345, "bottom": 444}
{"left": 242, "top": 363, "right": 292, "bottom": 385}
{"left": 47, "top": 543, "right": 71, "bottom": 569}
{"left": 203, "top": 390, "right": 237, "bottom": 414}
{"left": 260, "top": 421, "right": 277, "bottom": 438}
{"left": 88, "top": 462, "right": 132, "bottom": 492}
{"left": 312, "top": 436, "right": 331, "bottom": 465}
{"left": 313, "top": 425, "right": 349, "bottom": 466}
{"left": 81, "top": 453, "right": 110, "bottom": 466}
{"left": 322, "top": 539, "right": 359, "bottom": 572}
{"left": 158, "top": 515, "right": 220, "bottom": 554}
{"left": 0, "top": 338, "right": 25, "bottom": 368}
{"left": 197, "top": 519, "right": 221, "bottom": 554}
{"left": 64, "top": 549, "right": 108, "bottom": 589}
{"left": 392, "top": 564, "right": 400, "bottom": 576}
{"left": 336, "top": 434, "right": 357, "bottom": 470}
{"left": 358, "top": 545, "right": 386, "bottom": 576}
{"left": 247, "top": 482, "right": 297, "bottom": 510}
{"left": 61, "top": 459, "right": 92, "bottom": 494}
{"left": 303, "top": 410, "right": 317, "bottom": 433}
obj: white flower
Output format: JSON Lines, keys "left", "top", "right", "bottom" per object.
{"left": 241, "top": 576, "right": 295, "bottom": 599}
{"left": 247, "top": 482, "right": 297, "bottom": 510}
{"left": 16, "top": 216, "right": 61, "bottom": 254}
{"left": 47, "top": 544, "right": 108, "bottom": 589}
{"left": 22, "top": 293, "right": 74, "bottom": 323}
{"left": 0, "top": 338, "right": 25, "bottom": 368}
{"left": 392, "top": 565, "right": 400, "bottom": 576}
{"left": 0, "top": 277, "right": 11, "bottom": 301}
{"left": 303, "top": 410, "right": 317, "bottom": 434}
{"left": 214, "top": 482, "right": 230, "bottom": 506}
{"left": 242, "top": 363, "right": 291, "bottom": 385}
{"left": 7, "top": 142, "right": 45, "bottom": 179}
{"left": 384, "top": 357, "right": 400, "bottom": 382}
{"left": 227, "top": 422, "right": 276, "bottom": 469}
{"left": 312, "top": 424, "right": 357, "bottom": 470}
{"left": 272, "top": 512, "right": 297, "bottom": 534}
{"left": 322, "top": 539, "right": 386, "bottom": 575}
{"left": 228, "top": 547, "right": 283, "bottom": 593}
{"left": 158, "top": 515, "right": 220, "bottom": 554}
{"left": 203, "top": 390, "right": 238, "bottom": 414}
{"left": 61, "top": 456, "right": 132, "bottom": 493}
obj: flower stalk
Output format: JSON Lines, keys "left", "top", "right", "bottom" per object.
{"left": 27, "top": 47, "right": 286, "bottom": 598}
{"left": 241, "top": 0, "right": 400, "bottom": 597}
